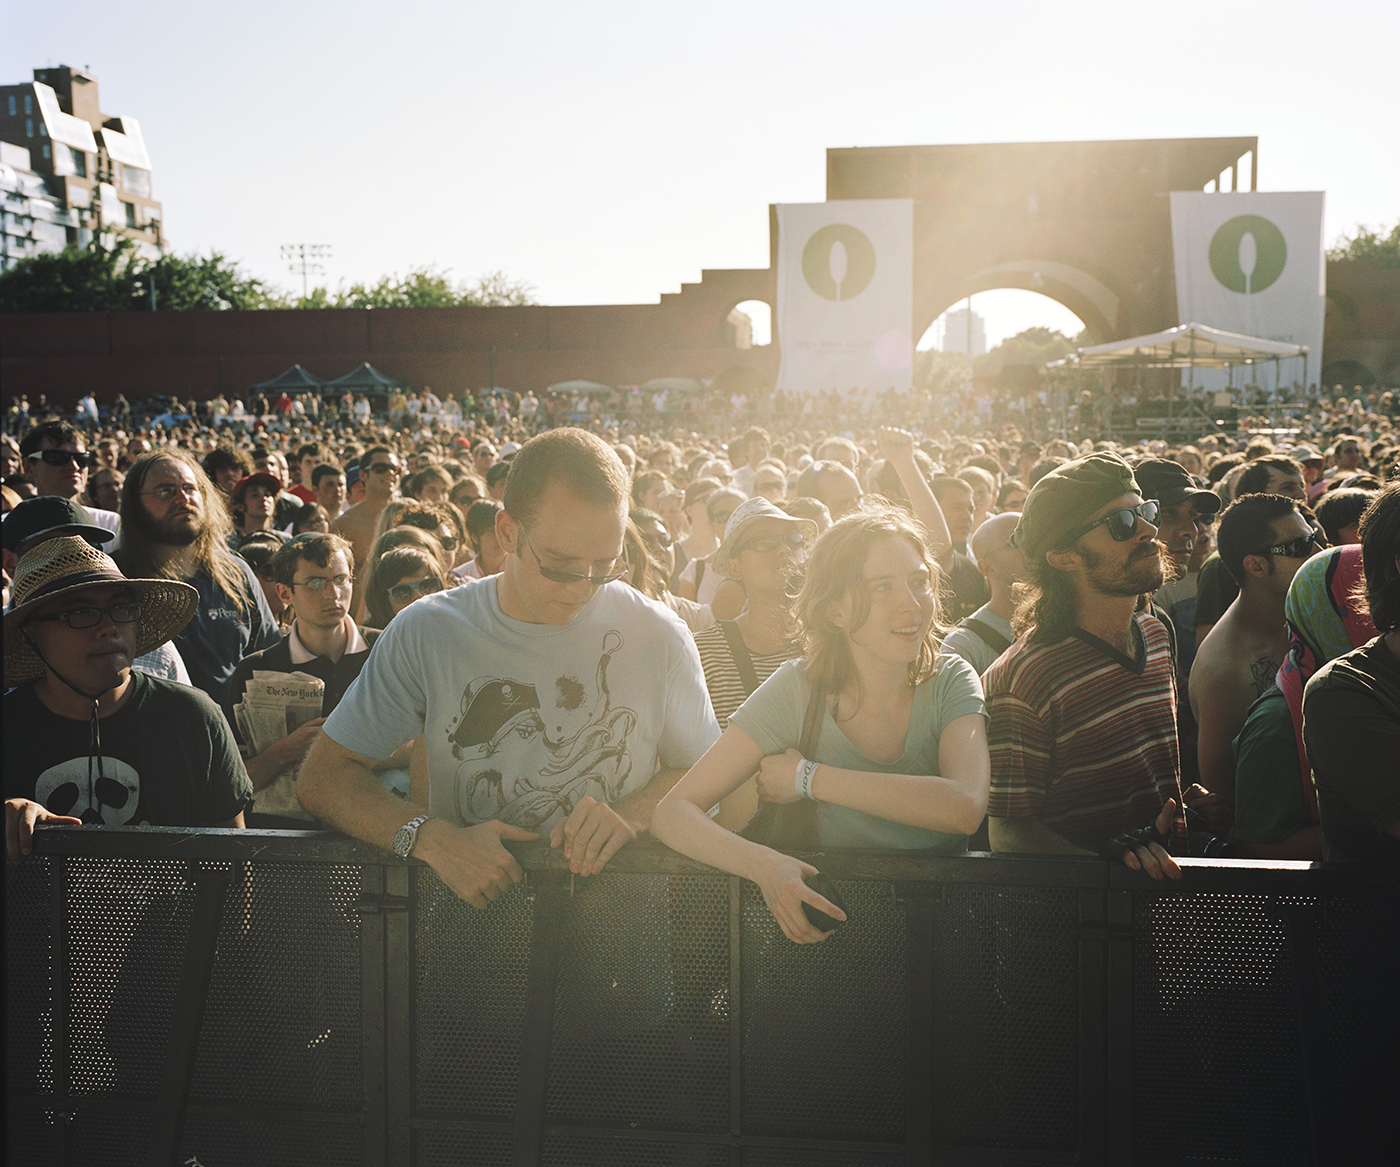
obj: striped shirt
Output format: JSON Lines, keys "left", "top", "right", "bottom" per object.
{"left": 983, "top": 613, "right": 1179, "bottom": 851}
{"left": 693, "top": 623, "right": 798, "bottom": 730}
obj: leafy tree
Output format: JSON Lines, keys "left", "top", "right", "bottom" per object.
{"left": 317, "top": 265, "right": 538, "bottom": 309}
{"left": 0, "top": 234, "right": 144, "bottom": 312}
{"left": 1326, "top": 222, "right": 1399, "bottom": 267}
{"left": 974, "top": 327, "right": 1076, "bottom": 393}
{"left": 914, "top": 349, "right": 970, "bottom": 398}
{"left": 0, "top": 238, "right": 537, "bottom": 312}
{"left": 0, "top": 233, "right": 278, "bottom": 312}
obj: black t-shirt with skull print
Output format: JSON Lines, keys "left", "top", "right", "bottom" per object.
{"left": 4, "top": 672, "right": 253, "bottom": 828}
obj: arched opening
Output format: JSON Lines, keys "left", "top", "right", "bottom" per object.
{"left": 728, "top": 299, "right": 771, "bottom": 348}
{"left": 1320, "top": 359, "right": 1378, "bottom": 389}
{"left": 917, "top": 289, "right": 1088, "bottom": 354}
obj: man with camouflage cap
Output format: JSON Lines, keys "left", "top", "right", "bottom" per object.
{"left": 982, "top": 452, "right": 1187, "bottom": 879}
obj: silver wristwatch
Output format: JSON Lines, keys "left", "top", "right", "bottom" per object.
{"left": 392, "top": 814, "right": 433, "bottom": 859}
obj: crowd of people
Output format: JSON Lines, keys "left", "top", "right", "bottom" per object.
{"left": 4, "top": 385, "right": 1399, "bottom": 940}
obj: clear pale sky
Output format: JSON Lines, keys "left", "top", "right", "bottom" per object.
{"left": 5, "top": 0, "right": 1396, "bottom": 349}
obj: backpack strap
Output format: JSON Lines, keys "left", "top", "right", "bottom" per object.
{"left": 718, "top": 620, "right": 761, "bottom": 695}
{"left": 961, "top": 616, "right": 1011, "bottom": 656}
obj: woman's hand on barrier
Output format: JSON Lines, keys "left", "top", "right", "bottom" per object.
{"left": 5, "top": 798, "right": 82, "bottom": 864}
{"left": 550, "top": 794, "right": 637, "bottom": 876}
{"left": 416, "top": 818, "right": 539, "bottom": 909}
{"left": 756, "top": 749, "right": 804, "bottom": 805}
{"left": 755, "top": 851, "right": 846, "bottom": 944}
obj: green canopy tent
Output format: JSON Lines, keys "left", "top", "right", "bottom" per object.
{"left": 322, "top": 363, "right": 410, "bottom": 409}
{"left": 249, "top": 364, "right": 326, "bottom": 393}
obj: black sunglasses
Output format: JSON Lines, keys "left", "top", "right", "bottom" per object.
{"left": 1250, "top": 530, "right": 1325, "bottom": 560}
{"left": 29, "top": 450, "right": 96, "bottom": 469}
{"left": 520, "top": 527, "right": 629, "bottom": 587}
{"left": 741, "top": 530, "right": 805, "bottom": 554}
{"left": 1063, "top": 500, "right": 1160, "bottom": 544}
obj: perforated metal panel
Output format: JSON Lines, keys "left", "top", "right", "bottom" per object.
{"left": 741, "top": 878, "right": 906, "bottom": 1142}
{"left": 742, "top": 1149, "right": 904, "bottom": 1166}
{"left": 5, "top": 855, "right": 53, "bottom": 1095}
{"left": 179, "top": 1112, "right": 364, "bottom": 1167}
{"left": 547, "top": 873, "right": 731, "bottom": 1131}
{"left": 417, "top": 1128, "right": 514, "bottom": 1167}
{"left": 1132, "top": 892, "right": 1308, "bottom": 1164}
{"left": 191, "top": 862, "right": 363, "bottom": 1111}
{"left": 413, "top": 870, "right": 535, "bottom": 1118}
{"left": 67, "top": 857, "right": 196, "bottom": 1095}
{"left": 930, "top": 885, "right": 1079, "bottom": 1151}
{"left": 541, "top": 1134, "right": 731, "bottom": 1166}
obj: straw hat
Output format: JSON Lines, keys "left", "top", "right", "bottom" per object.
{"left": 4, "top": 536, "right": 198, "bottom": 684}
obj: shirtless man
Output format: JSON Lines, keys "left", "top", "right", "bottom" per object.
{"left": 330, "top": 446, "right": 400, "bottom": 620}
{"left": 1189, "top": 494, "right": 1322, "bottom": 805}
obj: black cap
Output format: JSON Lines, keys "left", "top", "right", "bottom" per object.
{"left": 1132, "top": 459, "right": 1220, "bottom": 515}
{"left": 2, "top": 496, "right": 115, "bottom": 553}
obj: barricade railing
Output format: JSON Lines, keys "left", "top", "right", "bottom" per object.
{"left": 5, "top": 827, "right": 1394, "bottom": 1167}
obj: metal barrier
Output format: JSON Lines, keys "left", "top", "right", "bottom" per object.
{"left": 5, "top": 827, "right": 1395, "bottom": 1167}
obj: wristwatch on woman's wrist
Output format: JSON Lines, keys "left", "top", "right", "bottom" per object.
{"left": 392, "top": 814, "right": 434, "bottom": 859}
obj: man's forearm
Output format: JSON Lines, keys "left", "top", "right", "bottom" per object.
{"left": 988, "top": 815, "right": 1095, "bottom": 856}
{"left": 612, "top": 766, "right": 689, "bottom": 836}
{"left": 298, "top": 734, "right": 427, "bottom": 852}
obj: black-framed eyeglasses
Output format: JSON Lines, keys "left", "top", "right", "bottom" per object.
{"left": 141, "top": 482, "right": 201, "bottom": 502}
{"left": 29, "top": 449, "right": 95, "bottom": 469}
{"left": 519, "top": 527, "right": 630, "bottom": 587}
{"left": 1250, "top": 530, "right": 1325, "bottom": 560}
{"left": 741, "top": 530, "right": 805, "bottom": 554}
{"left": 387, "top": 576, "right": 444, "bottom": 603}
{"left": 27, "top": 601, "right": 145, "bottom": 630}
{"left": 293, "top": 573, "right": 352, "bottom": 592}
{"left": 1064, "top": 500, "right": 1160, "bottom": 544}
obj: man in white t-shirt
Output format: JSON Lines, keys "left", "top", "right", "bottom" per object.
{"left": 300, "top": 428, "right": 720, "bottom": 908}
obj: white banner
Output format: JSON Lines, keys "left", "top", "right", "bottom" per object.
{"left": 776, "top": 200, "right": 913, "bottom": 396}
{"left": 1170, "top": 191, "right": 1326, "bottom": 391}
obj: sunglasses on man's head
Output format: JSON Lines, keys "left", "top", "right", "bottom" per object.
{"left": 387, "top": 576, "right": 443, "bottom": 603}
{"left": 29, "top": 450, "right": 95, "bottom": 469}
{"left": 1064, "top": 500, "right": 1160, "bottom": 544}
{"left": 1250, "top": 530, "right": 1325, "bottom": 560}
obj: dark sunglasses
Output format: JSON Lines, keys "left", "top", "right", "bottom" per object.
{"left": 387, "top": 576, "right": 444, "bottom": 603}
{"left": 367, "top": 462, "right": 401, "bottom": 475}
{"left": 29, "top": 449, "right": 96, "bottom": 469}
{"left": 27, "top": 601, "right": 145, "bottom": 630}
{"left": 1250, "top": 530, "right": 1325, "bottom": 560}
{"left": 741, "top": 530, "right": 805, "bottom": 554}
{"left": 642, "top": 528, "right": 674, "bottom": 549}
{"left": 520, "top": 528, "right": 630, "bottom": 587}
{"left": 1064, "top": 500, "right": 1160, "bottom": 544}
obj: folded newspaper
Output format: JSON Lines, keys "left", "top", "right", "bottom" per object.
{"left": 233, "top": 671, "right": 325, "bottom": 756}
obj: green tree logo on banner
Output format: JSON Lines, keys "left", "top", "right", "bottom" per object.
{"left": 1208, "top": 215, "right": 1288, "bottom": 294}
{"left": 802, "top": 224, "right": 877, "bottom": 301}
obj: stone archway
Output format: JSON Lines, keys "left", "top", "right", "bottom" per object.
{"left": 926, "top": 261, "right": 1114, "bottom": 346}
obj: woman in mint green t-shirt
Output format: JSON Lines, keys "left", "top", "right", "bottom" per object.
{"left": 653, "top": 506, "right": 991, "bottom": 944}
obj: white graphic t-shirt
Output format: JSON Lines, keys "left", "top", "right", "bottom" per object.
{"left": 326, "top": 577, "right": 721, "bottom": 832}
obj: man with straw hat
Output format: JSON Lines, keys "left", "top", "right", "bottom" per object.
{"left": 4, "top": 536, "right": 251, "bottom": 863}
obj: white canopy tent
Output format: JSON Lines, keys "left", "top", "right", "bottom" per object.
{"left": 1046, "top": 323, "right": 1310, "bottom": 436}
{"left": 1047, "top": 322, "right": 1308, "bottom": 371}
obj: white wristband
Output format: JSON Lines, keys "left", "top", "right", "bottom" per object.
{"left": 795, "top": 758, "right": 819, "bottom": 800}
